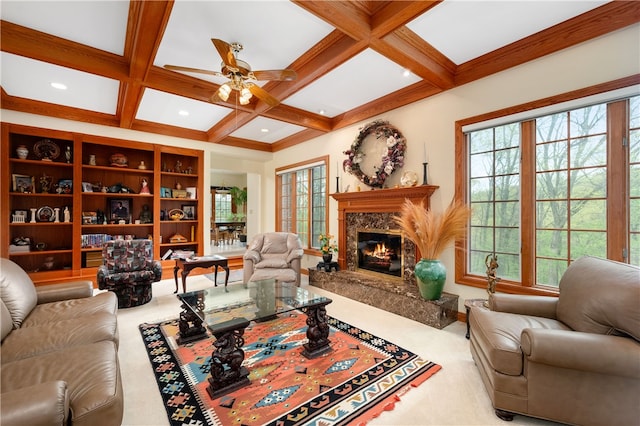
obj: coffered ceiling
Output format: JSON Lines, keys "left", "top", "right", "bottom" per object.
{"left": 1, "top": 1, "right": 638, "bottom": 152}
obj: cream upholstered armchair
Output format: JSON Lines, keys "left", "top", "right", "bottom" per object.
{"left": 469, "top": 256, "right": 640, "bottom": 425}
{"left": 243, "top": 232, "right": 304, "bottom": 286}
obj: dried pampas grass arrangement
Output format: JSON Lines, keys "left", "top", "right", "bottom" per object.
{"left": 394, "top": 198, "right": 470, "bottom": 260}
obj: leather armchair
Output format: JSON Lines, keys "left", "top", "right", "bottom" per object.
{"left": 97, "top": 239, "right": 162, "bottom": 308}
{"left": 243, "top": 232, "right": 304, "bottom": 286}
{"left": 469, "top": 256, "right": 640, "bottom": 425}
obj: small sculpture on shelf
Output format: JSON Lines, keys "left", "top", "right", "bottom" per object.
{"left": 175, "top": 160, "right": 182, "bottom": 174}
{"left": 139, "top": 178, "right": 151, "bottom": 195}
{"left": 63, "top": 207, "right": 71, "bottom": 223}
{"left": 139, "top": 204, "right": 152, "bottom": 224}
{"left": 65, "top": 146, "right": 72, "bottom": 163}
{"left": 40, "top": 174, "right": 53, "bottom": 193}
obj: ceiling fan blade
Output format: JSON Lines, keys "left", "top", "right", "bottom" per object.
{"left": 247, "top": 83, "right": 280, "bottom": 107}
{"left": 252, "top": 69, "right": 297, "bottom": 82}
{"left": 164, "top": 64, "right": 224, "bottom": 78}
{"left": 212, "top": 38, "right": 237, "bottom": 68}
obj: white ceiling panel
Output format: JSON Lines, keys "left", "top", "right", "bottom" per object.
{"left": 0, "top": 52, "right": 119, "bottom": 114}
{"left": 0, "top": 1, "right": 128, "bottom": 55}
{"left": 0, "top": 1, "right": 629, "bottom": 149}
{"left": 229, "top": 116, "right": 305, "bottom": 143}
{"left": 282, "top": 49, "right": 421, "bottom": 117}
{"left": 136, "top": 89, "right": 232, "bottom": 131}
{"left": 154, "top": 0, "right": 334, "bottom": 84}
{"left": 407, "top": 0, "right": 611, "bottom": 65}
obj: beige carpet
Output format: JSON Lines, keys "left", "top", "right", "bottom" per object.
{"left": 113, "top": 272, "right": 562, "bottom": 426}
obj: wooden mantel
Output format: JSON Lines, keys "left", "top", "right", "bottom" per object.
{"left": 331, "top": 185, "right": 439, "bottom": 270}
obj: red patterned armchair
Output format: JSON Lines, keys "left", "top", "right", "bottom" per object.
{"left": 97, "top": 239, "right": 162, "bottom": 308}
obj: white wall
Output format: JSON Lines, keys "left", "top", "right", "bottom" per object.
{"left": 266, "top": 24, "right": 640, "bottom": 309}
{"left": 2, "top": 24, "right": 638, "bottom": 310}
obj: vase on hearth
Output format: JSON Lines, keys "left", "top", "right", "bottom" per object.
{"left": 414, "top": 259, "right": 446, "bottom": 300}
{"left": 322, "top": 253, "right": 333, "bottom": 264}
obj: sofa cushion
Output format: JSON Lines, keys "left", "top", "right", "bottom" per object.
{"left": 261, "top": 233, "right": 289, "bottom": 254}
{"left": 249, "top": 268, "right": 297, "bottom": 284}
{"left": 470, "top": 307, "right": 571, "bottom": 376}
{"left": 0, "top": 258, "right": 37, "bottom": 328}
{"left": 1, "top": 312, "right": 118, "bottom": 363}
{"left": 22, "top": 292, "right": 117, "bottom": 327}
{"left": 255, "top": 258, "right": 289, "bottom": 269}
{"left": 557, "top": 256, "right": 640, "bottom": 341}
{"left": 1, "top": 300, "right": 13, "bottom": 341}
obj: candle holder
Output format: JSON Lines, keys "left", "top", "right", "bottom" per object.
{"left": 335, "top": 176, "right": 340, "bottom": 193}
{"left": 422, "top": 162, "right": 429, "bottom": 185}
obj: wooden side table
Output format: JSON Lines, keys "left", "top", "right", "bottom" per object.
{"left": 464, "top": 298, "right": 488, "bottom": 339}
{"left": 174, "top": 256, "right": 229, "bottom": 294}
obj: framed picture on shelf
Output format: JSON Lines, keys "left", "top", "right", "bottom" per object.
{"left": 82, "top": 182, "right": 93, "bottom": 192}
{"left": 12, "top": 174, "right": 34, "bottom": 193}
{"left": 181, "top": 204, "right": 196, "bottom": 220}
{"left": 107, "top": 198, "right": 132, "bottom": 223}
{"left": 160, "top": 187, "right": 172, "bottom": 198}
{"left": 57, "top": 179, "right": 73, "bottom": 194}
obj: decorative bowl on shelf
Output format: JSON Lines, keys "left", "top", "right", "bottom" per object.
{"left": 168, "top": 209, "right": 184, "bottom": 221}
{"left": 110, "top": 153, "right": 128, "bottom": 167}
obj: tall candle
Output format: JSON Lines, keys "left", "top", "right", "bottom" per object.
{"left": 423, "top": 143, "right": 427, "bottom": 162}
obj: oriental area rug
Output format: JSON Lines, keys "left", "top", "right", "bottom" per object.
{"left": 139, "top": 312, "right": 441, "bottom": 426}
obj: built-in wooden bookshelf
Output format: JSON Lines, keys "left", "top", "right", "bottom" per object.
{"left": 1, "top": 123, "right": 204, "bottom": 285}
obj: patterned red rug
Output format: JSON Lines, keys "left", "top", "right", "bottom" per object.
{"left": 140, "top": 312, "right": 441, "bottom": 425}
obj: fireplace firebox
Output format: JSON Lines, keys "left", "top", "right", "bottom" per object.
{"left": 356, "top": 229, "right": 403, "bottom": 279}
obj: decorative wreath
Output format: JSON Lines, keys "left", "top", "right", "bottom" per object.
{"left": 343, "top": 119, "right": 406, "bottom": 188}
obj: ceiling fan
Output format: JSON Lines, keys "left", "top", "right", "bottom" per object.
{"left": 164, "top": 38, "right": 297, "bottom": 107}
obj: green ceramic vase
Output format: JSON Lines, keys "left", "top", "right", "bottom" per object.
{"left": 414, "top": 259, "right": 446, "bottom": 300}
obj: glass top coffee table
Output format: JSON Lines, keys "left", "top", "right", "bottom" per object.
{"left": 176, "top": 279, "right": 332, "bottom": 398}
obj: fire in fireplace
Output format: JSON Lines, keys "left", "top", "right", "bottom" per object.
{"left": 356, "top": 229, "right": 403, "bottom": 278}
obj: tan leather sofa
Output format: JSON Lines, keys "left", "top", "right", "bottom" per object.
{"left": 243, "top": 232, "right": 304, "bottom": 286}
{"left": 469, "top": 256, "right": 640, "bottom": 425}
{"left": 0, "top": 258, "right": 123, "bottom": 426}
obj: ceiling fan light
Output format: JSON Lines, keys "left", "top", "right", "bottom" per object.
{"left": 218, "top": 83, "right": 231, "bottom": 101}
{"left": 239, "top": 87, "right": 252, "bottom": 105}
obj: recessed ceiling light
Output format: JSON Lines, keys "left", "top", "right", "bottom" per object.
{"left": 50, "top": 82, "right": 67, "bottom": 90}
{"left": 402, "top": 69, "right": 411, "bottom": 77}
{"left": 178, "top": 110, "right": 189, "bottom": 116}
{"left": 318, "top": 109, "right": 326, "bottom": 115}
{"left": 261, "top": 128, "right": 269, "bottom": 133}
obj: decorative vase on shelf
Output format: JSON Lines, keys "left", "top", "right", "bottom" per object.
{"left": 414, "top": 259, "right": 446, "bottom": 300}
{"left": 16, "top": 145, "right": 29, "bottom": 159}
{"left": 322, "top": 253, "right": 333, "bottom": 264}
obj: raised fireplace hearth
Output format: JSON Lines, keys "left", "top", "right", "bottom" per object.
{"left": 315, "top": 186, "right": 459, "bottom": 328}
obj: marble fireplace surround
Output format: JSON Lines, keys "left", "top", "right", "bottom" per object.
{"left": 331, "top": 185, "right": 439, "bottom": 281}
{"left": 310, "top": 185, "right": 459, "bottom": 329}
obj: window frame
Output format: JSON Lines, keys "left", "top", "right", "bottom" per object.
{"left": 275, "top": 155, "right": 329, "bottom": 254}
{"left": 455, "top": 76, "right": 638, "bottom": 296}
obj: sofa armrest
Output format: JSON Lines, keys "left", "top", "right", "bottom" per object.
{"left": 286, "top": 248, "right": 304, "bottom": 264}
{"left": 243, "top": 249, "right": 261, "bottom": 264}
{"left": 521, "top": 328, "right": 640, "bottom": 378}
{"left": 489, "top": 293, "right": 558, "bottom": 319}
{"left": 35, "top": 281, "right": 94, "bottom": 304}
{"left": 0, "top": 380, "right": 69, "bottom": 425}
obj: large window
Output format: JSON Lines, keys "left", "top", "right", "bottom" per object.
{"left": 276, "top": 156, "right": 328, "bottom": 250}
{"left": 457, "top": 82, "right": 638, "bottom": 294}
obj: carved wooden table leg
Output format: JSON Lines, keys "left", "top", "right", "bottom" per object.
{"left": 301, "top": 302, "right": 332, "bottom": 358}
{"left": 177, "top": 293, "right": 207, "bottom": 344}
{"left": 206, "top": 317, "right": 251, "bottom": 399}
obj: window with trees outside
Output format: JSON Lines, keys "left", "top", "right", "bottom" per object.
{"left": 276, "top": 156, "right": 328, "bottom": 250}
{"left": 456, "top": 80, "right": 639, "bottom": 294}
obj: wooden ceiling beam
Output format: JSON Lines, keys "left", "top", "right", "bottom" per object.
{"left": 456, "top": 1, "right": 640, "bottom": 85}
{"left": 370, "top": 1, "right": 441, "bottom": 38}
{"left": 261, "top": 104, "right": 333, "bottom": 133}
{"left": 292, "top": 1, "right": 372, "bottom": 40}
{"left": 272, "top": 128, "right": 327, "bottom": 152}
{"left": 119, "top": 0, "right": 174, "bottom": 128}
{"left": 1, "top": 91, "right": 119, "bottom": 127}
{"left": 0, "top": 20, "right": 128, "bottom": 79}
